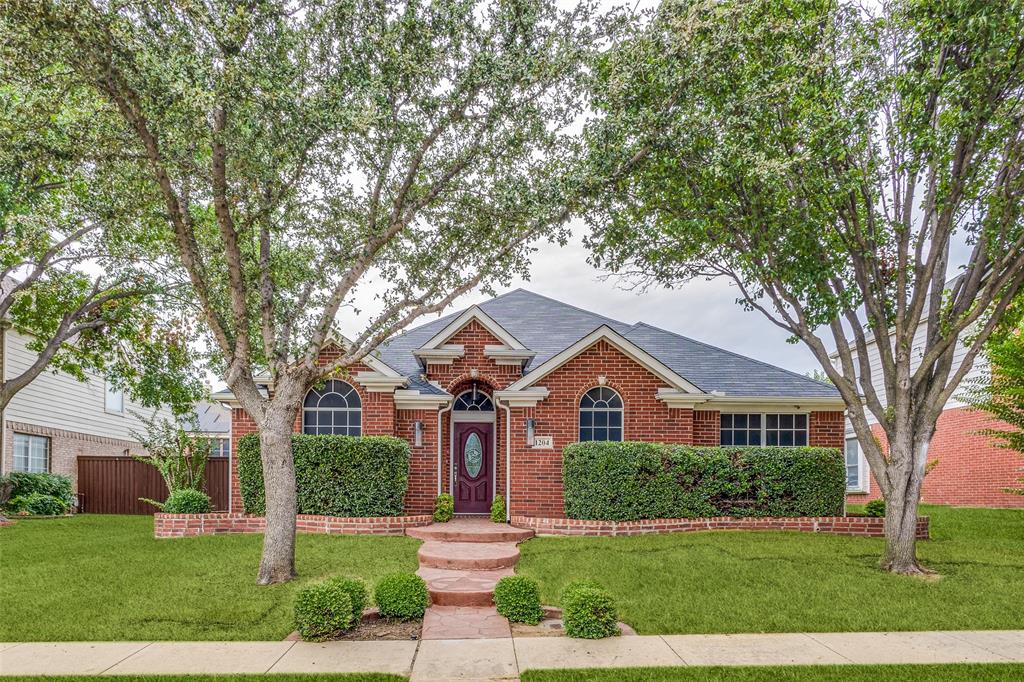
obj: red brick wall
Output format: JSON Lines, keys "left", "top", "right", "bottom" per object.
{"left": 847, "top": 407, "right": 1024, "bottom": 508}
{"left": 425, "top": 320, "right": 522, "bottom": 390}
{"left": 810, "top": 410, "right": 845, "bottom": 448}
{"left": 693, "top": 410, "right": 720, "bottom": 446}
{"left": 396, "top": 409, "right": 440, "bottom": 514}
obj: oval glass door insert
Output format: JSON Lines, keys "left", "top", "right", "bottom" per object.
{"left": 464, "top": 433, "right": 483, "bottom": 477}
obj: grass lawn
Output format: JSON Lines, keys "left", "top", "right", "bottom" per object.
{"left": 520, "top": 664, "right": 1024, "bottom": 682}
{"left": 516, "top": 505, "right": 1024, "bottom": 634}
{"left": 3, "top": 677, "right": 402, "bottom": 682}
{"left": 0, "top": 514, "right": 419, "bottom": 641}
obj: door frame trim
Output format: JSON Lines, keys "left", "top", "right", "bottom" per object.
{"left": 450, "top": 413, "right": 497, "bottom": 511}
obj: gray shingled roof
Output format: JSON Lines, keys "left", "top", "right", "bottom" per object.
{"left": 184, "top": 401, "right": 232, "bottom": 433}
{"left": 377, "top": 289, "right": 838, "bottom": 398}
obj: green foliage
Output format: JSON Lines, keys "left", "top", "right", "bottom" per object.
{"left": 237, "top": 434, "right": 409, "bottom": 516}
{"left": 294, "top": 580, "right": 355, "bottom": 641}
{"left": 1, "top": 472, "right": 74, "bottom": 508}
{"left": 494, "top": 575, "right": 544, "bottom": 625}
{"left": 865, "top": 499, "right": 886, "bottom": 517}
{"left": 562, "top": 442, "right": 845, "bottom": 521}
{"left": 7, "top": 491, "right": 70, "bottom": 516}
{"left": 490, "top": 495, "right": 507, "bottom": 524}
{"left": 325, "top": 576, "right": 369, "bottom": 623}
{"left": 132, "top": 415, "right": 211, "bottom": 509}
{"left": 374, "top": 573, "right": 429, "bottom": 621}
{"left": 433, "top": 493, "right": 454, "bottom": 523}
{"left": 161, "top": 489, "right": 212, "bottom": 514}
{"left": 561, "top": 581, "right": 619, "bottom": 639}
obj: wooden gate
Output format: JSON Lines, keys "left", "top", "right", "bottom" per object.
{"left": 76, "top": 456, "right": 230, "bottom": 514}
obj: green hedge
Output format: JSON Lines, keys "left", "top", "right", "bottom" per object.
{"left": 237, "top": 434, "right": 409, "bottom": 516}
{"left": 562, "top": 442, "right": 845, "bottom": 520}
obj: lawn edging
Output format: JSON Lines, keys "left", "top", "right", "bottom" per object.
{"left": 510, "top": 515, "right": 929, "bottom": 539}
{"left": 154, "top": 512, "right": 432, "bottom": 538}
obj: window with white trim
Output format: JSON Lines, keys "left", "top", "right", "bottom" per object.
{"left": 209, "top": 437, "right": 230, "bottom": 457}
{"left": 845, "top": 437, "right": 863, "bottom": 491}
{"left": 453, "top": 389, "right": 494, "bottom": 411}
{"left": 302, "top": 380, "right": 362, "bottom": 435}
{"left": 720, "top": 413, "right": 809, "bottom": 447}
{"left": 105, "top": 380, "right": 124, "bottom": 414}
{"left": 579, "top": 387, "right": 623, "bottom": 442}
{"left": 13, "top": 433, "right": 50, "bottom": 473}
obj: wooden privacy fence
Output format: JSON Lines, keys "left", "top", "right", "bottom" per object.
{"left": 77, "top": 456, "right": 230, "bottom": 514}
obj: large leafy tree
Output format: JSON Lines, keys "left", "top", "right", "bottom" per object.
{"left": 584, "top": 0, "right": 1024, "bottom": 573}
{"left": 9, "top": 0, "right": 592, "bottom": 583}
{"left": 1, "top": 33, "right": 201, "bottom": 415}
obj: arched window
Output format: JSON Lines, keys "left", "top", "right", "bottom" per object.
{"left": 453, "top": 388, "right": 494, "bottom": 411}
{"left": 579, "top": 387, "right": 623, "bottom": 442}
{"left": 303, "top": 380, "right": 362, "bottom": 435}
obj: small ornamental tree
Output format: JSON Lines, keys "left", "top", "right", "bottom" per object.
{"left": 584, "top": 0, "right": 1024, "bottom": 573}
{"left": 10, "top": 0, "right": 596, "bottom": 583}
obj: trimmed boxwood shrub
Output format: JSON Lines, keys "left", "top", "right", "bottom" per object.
{"left": 433, "top": 493, "right": 454, "bottom": 522}
{"left": 162, "top": 488, "right": 212, "bottom": 514}
{"left": 326, "top": 576, "right": 369, "bottom": 623}
{"left": 294, "top": 580, "right": 355, "bottom": 641}
{"left": 238, "top": 434, "right": 409, "bottom": 516}
{"left": 2, "top": 472, "right": 74, "bottom": 510}
{"left": 494, "top": 575, "right": 543, "bottom": 625}
{"left": 561, "top": 581, "right": 619, "bottom": 639}
{"left": 7, "top": 492, "right": 70, "bottom": 516}
{"left": 562, "top": 442, "right": 845, "bottom": 520}
{"left": 865, "top": 499, "right": 886, "bottom": 517}
{"left": 374, "top": 572, "right": 429, "bottom": 621}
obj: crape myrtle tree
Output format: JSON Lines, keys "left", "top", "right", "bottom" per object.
{"left": 1, "top": 32, "right": 202, "bottom": 415}
{"left": 9, "top": 0, "right": 594, "bottom": 583}
{"left": 583, "top": 0, "right": 1024, "bottom": 573}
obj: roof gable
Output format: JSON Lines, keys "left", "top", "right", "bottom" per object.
{"left": 417, "top": 305, "right": 526, "bottom": 351}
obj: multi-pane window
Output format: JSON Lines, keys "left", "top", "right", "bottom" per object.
{"left": 720, "top": 413, "right": 809, "bottom": 447}
{"left": 13, "top": 433, "right": 49, "bottom": 473}
{"left": 720, "top": 413, "right": 761, "bottom": 446}
{"left": 209, "top": 438, "right": 230, "bottom": 458}
{"left": 454, "top": 389, "right": 494, "bottom": 411}
{"left": 845, "top": 437, "right": 862, "bottom": 490}
{"left": 105, "top": 380, "right": 124, "bottom": 414}
{"left": 765, "top": 414, "right": 808, "bottom": 446}
{"left": 302, "top": 380, "right": 362, "bottom": 436}
{"left": 579, "top": 387, "right": 623, "bottom": 442}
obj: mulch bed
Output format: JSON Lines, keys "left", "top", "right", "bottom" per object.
{"left": 286, "top": 608, "right": 422, "bottom": 642}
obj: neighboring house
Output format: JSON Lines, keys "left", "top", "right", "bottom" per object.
{"left": 187, "top": 400, "right": 231, "bottom": 459}
{"left": 834, "top": 316, "right": 1023, "bottom": 508}
{"left": 214, "top": 289, "right": 846, "bottom": 518}
{"left": 0, "top": 326, "right": 175, "bottom": 489}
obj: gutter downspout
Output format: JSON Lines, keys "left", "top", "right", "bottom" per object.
{"left": 498, "top": 398, "right": 511, "bottom": 523}
{"left": 437, "top": 401, "right": 453, "bottom": 496}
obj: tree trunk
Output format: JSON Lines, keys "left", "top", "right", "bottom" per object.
{"left": 880, "top": 438, "right": 930, "bottom": 575}
{"left": 256, "top": 405, "right": 299, "bottom": 585}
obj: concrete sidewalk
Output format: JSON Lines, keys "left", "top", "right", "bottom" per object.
{"left": 1, "top": 631, "right": 1022, "bottom": 681}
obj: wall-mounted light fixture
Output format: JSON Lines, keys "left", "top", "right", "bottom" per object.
{"left": 526, "top": 418, "right": 536, "bottom": 447}
{"left": 414, "top": 420, "right": 424, "bottom": 447}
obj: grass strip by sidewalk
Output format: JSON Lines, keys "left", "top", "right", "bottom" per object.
{"left": 516, "top": 505, "right": 1024, "bottom": 634}
{"left": 520, "top": 663, "right": 1024, "bottom": 682}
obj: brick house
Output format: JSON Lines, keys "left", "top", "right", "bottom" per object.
{"left": 214, "top": 289, "right": 847, "bottom": 519}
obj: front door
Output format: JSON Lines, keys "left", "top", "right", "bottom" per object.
{"left": 454, "top": 422, "right": 492, "bottom": 514}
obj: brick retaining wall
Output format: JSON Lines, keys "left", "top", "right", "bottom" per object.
{"left": 510, "top": 515, "right": 929, "bottom": 539}
{"left": 154, "top": 512, "right": 433, "bottom": 538}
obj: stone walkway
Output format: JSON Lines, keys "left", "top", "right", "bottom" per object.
{"left": 2, "top": 631, "right": 1023, "bottom": 680}
{"left": 407, "top": 518, "right": 533, "bottom": 640}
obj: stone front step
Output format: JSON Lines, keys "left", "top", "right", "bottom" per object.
{"left": 418, "top": 540, "right": 520, "bottom": 570}
{"left": 417, "top": 566, "right": 514, "bottom": 606}
{"left": 407, "top": 519, "right": 534, "bottom": 544}
{"left": 420, "top": 605, "right": 512, "bottom": 640}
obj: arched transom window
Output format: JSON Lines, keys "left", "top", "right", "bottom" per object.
{"left": 453, "top": 389, "right": 494, "bottom": 411}
{"left": 579, "top": 387, "right": 623, "bottom": 442}
{"left": 303, "top": 380, "right": 362, "bottom": 436}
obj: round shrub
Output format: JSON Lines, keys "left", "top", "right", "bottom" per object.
{"left": 162, "top": 488, "right": 212, "bottom": 514}
{"left": 562, "top": 581, "right": 619, "bottom": 639}
{"left": 865, "top": 499, "right": 886, "bottom": 517}
{"left": 326, "top": 576, "right": 368, "bottom": 623}
{"left": 375, "top": 572, "right": 429, "bottom": 621}
{"left": 494, "top": 575, "right": 543, "bottom": 625}
{"left": 490, "top": 495, "right": 506, "bottom": 524}
{"left": 433, "top": 493, "right": 454, "bottom": 523}
{"left": 8, "top": 492, "right": 69, "bottom": 516}
{"left": 294, "top": 580, "right": 355, "bottom": 641}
